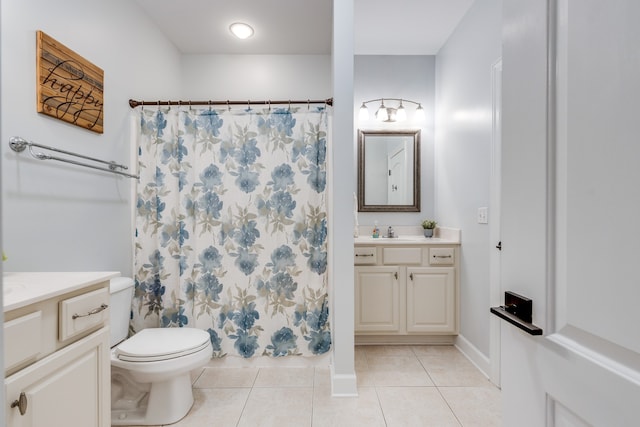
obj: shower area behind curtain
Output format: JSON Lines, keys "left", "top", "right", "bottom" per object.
{"left": 131, "top": 104, "right": 331, "bottom": 359}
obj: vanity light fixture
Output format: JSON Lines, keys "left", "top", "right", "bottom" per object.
{"left": 375, "top": 100, "right": 389, "bottom": 121}
{"left": 396, "top": 100, "right": 407, "bottom": 121}
{"left": 229, "top": 22, "right": 254, "bottom": 39}
{"left": 358, "top": 102, "right": 370, "bottom": 121}
{"left": 359, "top": 98, "right": 425, "bottom": 123}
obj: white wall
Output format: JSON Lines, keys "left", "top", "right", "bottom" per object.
{"left": 1, "top": 0, "right": 181, "bottom": 276}
{"left": 330, "top": 0, "right": 357, "bottom": 395}
{"left": 354, "top": 55, "right": 435, "bottom": 227}
{"left": 435, "top": 0, "right": 502, "bottom": 359}
{"left": 181, "top": 55, "right": 330, "bottom": 100}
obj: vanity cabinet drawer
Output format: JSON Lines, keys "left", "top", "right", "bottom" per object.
{"left": 59, "top": 287, "right": 109, "bottom": 342}
{"left": 354, "top": 246, "right": 377, "bottom": 265}
{"left": 383, "top": 247, "right": 422, "bottom": 265}
{"left": 429, "top": 247, "right": 455, "bottom": 265}
{"left": 4, "top": 311, "right": 43, "bottom": 371}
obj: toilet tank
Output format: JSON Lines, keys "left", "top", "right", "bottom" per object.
{"left": 109, "top": 277, "right": 135, "bottom": 347}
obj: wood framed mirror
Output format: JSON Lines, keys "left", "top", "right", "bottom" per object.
{"left": 357, "top": 129, "right": 421, "bottom": 212}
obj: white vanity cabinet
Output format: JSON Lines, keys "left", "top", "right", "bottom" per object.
{"left": 354, "top": 239, "right": 459, "bottom": 344}
{"left": 4, "top": 272, "right": 117, "bottom": 427}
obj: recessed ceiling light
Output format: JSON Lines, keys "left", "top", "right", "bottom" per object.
{"left": 229, "top": 22, "right": 254, "bottom": 40}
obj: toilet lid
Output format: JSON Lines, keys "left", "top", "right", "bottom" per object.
{"left": 116, "top": 328, "right": 211, "bottom": 362}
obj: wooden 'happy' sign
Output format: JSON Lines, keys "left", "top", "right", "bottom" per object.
{"left": 36, "top": 31, "right": 104, "bottom": 133}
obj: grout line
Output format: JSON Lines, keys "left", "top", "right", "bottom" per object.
{"left": 235, "top": 386, "right": 253, "bottom": 427}
{"left": 415, "top": 351, "right": 437, "bottom": 386}
{"left": 251, "top": 367, "right": 260, "bottom": 388}
{"left": 310, "top": 367, "right": 317, "bottom": 426}
{"left": 191, "top": 367, "right": 206, "bottom": 387}
{"left": 373, "top": 385, "right": 389, "bottom": 426}
{"left": 435, "top": 385, "right": 464, "bottom": 427}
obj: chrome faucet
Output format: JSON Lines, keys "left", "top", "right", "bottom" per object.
{"left": 387, "top": 226, "right": 395, "bottom": 238}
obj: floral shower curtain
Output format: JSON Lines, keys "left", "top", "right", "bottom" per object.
{"left": 131, "top": 104, "right": 331, "bottom": 358}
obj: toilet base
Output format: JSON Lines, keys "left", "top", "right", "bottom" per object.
{"left": 111, "top": 372, "right": 194, "bottom": 426}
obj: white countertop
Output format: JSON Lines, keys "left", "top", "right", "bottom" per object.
{"left": 354, "top": 236, "right": 459, "bottom": 245}
{"left": 354, "top": 226, "right": 461, "bottom": 246}
{"left": 3, "top": 271, "right": 120, "bottom": 312}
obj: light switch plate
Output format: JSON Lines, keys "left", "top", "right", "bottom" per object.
{"left": 477, "top": 207, "right": 488, "bottom": 224}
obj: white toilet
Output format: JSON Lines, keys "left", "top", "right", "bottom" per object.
{"left": 109, "top": 277, "right": 212, "bottom": 425}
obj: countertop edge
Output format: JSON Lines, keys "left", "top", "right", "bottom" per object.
{"left": 354, "top": 238, "right": 460, "bottom": 246}
{"left": 3, "top": 271, "right": 121, "bottom": 312}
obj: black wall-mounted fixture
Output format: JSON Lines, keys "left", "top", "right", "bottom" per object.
{"left": 490, "top": 291, "right": 543, "bottom": 335}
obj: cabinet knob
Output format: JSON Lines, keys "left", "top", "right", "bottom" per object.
{"left": 394, "top": 272, "right": 398, "bottom": 280}
{"left": 11, "top": 392, "right": 27, "bottom": 416}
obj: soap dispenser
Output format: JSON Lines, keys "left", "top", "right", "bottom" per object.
{"left": 372, "top": 221, "right": 380, "bottom": 238}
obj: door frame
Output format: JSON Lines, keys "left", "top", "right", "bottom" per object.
{"left": 489, "top": 57, "right": 502, "bottom": 387}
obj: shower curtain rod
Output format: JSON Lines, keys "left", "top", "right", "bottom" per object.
{"left": 128, "top": 98, "right": 333, "bottom": 108}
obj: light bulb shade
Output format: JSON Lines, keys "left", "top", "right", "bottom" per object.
{"left": 230, "top": 22, "right": 254, "bottom": 39}
{"left": 415, "top": 104, "right": 426, "bottom": 121}
{"left": 386, "top": 108, "right": 397, "bottom": 122}
{"left": 359, "top": 103, "right": 369, "bottom": 121}
{"left": 396, "top": 105, "right": 407, "bottom": 121}
{"left": 375, "top": 103, "right": 388, "bottom": 121}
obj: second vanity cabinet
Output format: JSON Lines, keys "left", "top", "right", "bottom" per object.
{"left": 354, "top": 239, "right": 459, "bottom": 344}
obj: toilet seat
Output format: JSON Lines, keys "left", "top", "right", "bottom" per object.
{"left": 116, "top": 328, "right": 211, "bottom": 362}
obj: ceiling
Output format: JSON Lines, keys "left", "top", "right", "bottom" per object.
{"left": 134, "top": 0, "right": 475, "bottom": 55}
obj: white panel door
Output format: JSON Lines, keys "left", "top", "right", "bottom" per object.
{"left": 500, "top": 1, "right": 640, "bottom": 425}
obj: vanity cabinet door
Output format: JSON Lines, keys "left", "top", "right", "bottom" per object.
{"left": 406, "top": 267, "right": 456, "bottom": 334}
{"left": 355, "top": 266, "right": 400, "bottom": 332}
{"left": 5, "top": 328, "right": 110, "bottom": 427}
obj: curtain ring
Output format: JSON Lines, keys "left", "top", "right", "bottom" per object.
{"left": 157, "top": 100, "right": 160, "bottom": 110}
{"left": 227, "top": 100, "right": 230, "bottom": 112}
{"left": 189, "top": 100, "right": 192, "bottom": 111}
{"left": 288, "top": 100, "right": 291, "bottom": 112}
{"left": 307, "top": 99, "right": 310, "bottom": 110}
{"left": 268, "top": 100, "right": 271, "bottom": 112}
{"left": 208, "top": 100, "right": 212, "bottom": 111}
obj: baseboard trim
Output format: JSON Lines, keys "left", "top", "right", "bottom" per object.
{"left": 355, "top": 335, "right": 456, "bottom": 345}
{"left": 330, "top": 364, "right": 358, "bottom": 397}
{"left": 455, "top": 334, "right": 491, "bottom": 380}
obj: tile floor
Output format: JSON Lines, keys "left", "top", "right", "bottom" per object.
{"left": 125, "top": 345, "right": 501, "bottom": 427}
